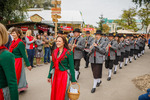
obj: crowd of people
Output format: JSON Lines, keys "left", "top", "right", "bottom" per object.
{"left": 0, "top": 22, "right": 149, "bottom": 100}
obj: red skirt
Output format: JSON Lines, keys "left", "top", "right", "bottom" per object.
{"left": 0, "top": 89, "right": 4, "bottom": 100}
{"left": 51, "top": 69, "right": 68, "bottom": 100}
{"left": 15, "top": 58, "right": 22, "bottom": 84}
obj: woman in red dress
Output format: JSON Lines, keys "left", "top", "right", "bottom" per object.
{"left": 47, "top": 36, "right": 76, "bottom": 100}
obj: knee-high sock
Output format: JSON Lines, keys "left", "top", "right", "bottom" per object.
{"left": 114, "top": 65, "right": 117, "bottom": 71}
{"left": 97, "top": 78, "right": 101, "bottom": 83}
{"left": 138, "top": 53, "right": 140, "bottom": 57}
{"left": 142, "top": 50, "right": 144, "bottom": 54}
{"left": 134, "top": 55, "right": 137, "bottom": 59}
{"left": 75, "top": 70, "right": 79, "bottom": 81}
{"left": 93, "top": 79, "right": 98, "bottom": 88}
{"left": 108, "top": 69, "right": 112, "bottom": 77}
{"left": 120, "top": 62, "right": 123, "bottom": 67}
{"left": 125, "top": 58, "right": 128, "bottom": 64}
{"left": 130, "top": 57, "right": 133, "bottom": 61}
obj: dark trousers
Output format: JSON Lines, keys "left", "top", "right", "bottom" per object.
{"left": 83, "top": 51, "right": 89, "bottom": 67}
{"left": 91, "top": 63, "right": 103, "bottom": 78}
{"left": 27, "top": 48, "right": 35, "bottom": 67}
{"left": 105, "top": 57, "right": 114, "bottom": 69}
{"left": 74, "top": 59, "right": 81, "bottom": 71}
{"left": 44, "top": 47, "right": 50, "bottom": 63}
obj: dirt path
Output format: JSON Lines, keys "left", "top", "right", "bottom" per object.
{"left": 19, "top": 47, "right": 150, "bottom": 100}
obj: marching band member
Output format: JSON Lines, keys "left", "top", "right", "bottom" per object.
{"left": 129, "top": 34, "right": 135, "bottom": 63}
{"left": 138, "top": 35, "right": 143, "bottom": 57}
{"left": 119, "top": 35, "right": 126, "bottom": 69}
{"left": 69, "top": 28, "right": 85, "bottom": 81}
{"left": 89, "top": 30, "right": 107, "bottom": 93}
{"left": 124, "top": 35, "right": 130, "bottom": 66}
{"left": 113, "top": 34, "right": 122, "bottom": 74}
{"left": 105, "top": 33, "right": 118, "bottom": 81}
{"left": 141, "top": 35, "right": 147, "bottom": 55}
{"left": 134, "top": 35, "right": 139, "bottom": 60}
{"left": 84, "top": 31, "right": 94, "bottom": 68}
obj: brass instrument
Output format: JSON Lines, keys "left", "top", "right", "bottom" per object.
{"left": 85, "top": 38, "right": 88, "bottom": 48}
{"left": 70, "top": 38, "right": 79, "bottom": 51}
{"left": 49, "top": 38, "right": 55, "bottom": 47}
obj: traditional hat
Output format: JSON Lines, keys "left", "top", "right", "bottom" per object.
{"left": 57, "top": 30, "right": 64, "bottom": 34}
{"left": 73, "top": 28, "right": 81, "bottom": 33}
{"left": 94, "top": 30, "right": 103, "bottom": 35}
{"left": 86, "top": 31, "right": 90, "bottom": 34}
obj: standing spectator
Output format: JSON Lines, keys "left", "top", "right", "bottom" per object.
{"left": 5, "top": 27, "right": 14, "bottom": 49}
{"left": 148, "top": 37, "right": 150, "bottom": 49}
{"left": 43, "top": 31, "right": 50, "bottom": 64}
{"left": 0, "top": 23, "right": 18, "bottom": 100}
{"left": 35, "top": 34, "right": 45, "bottom": 66}
{"left": 139, "top": 89, "right": 150, "bottom": 100}
{"left": 25, "top": 30, "right": 37, "bottom": 68}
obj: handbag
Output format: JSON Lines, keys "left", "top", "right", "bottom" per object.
{"left": 59, "top": 62, "right": 72, "bottom": 81}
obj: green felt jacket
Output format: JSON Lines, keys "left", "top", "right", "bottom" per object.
{"left": 48, "top": 50, "right": 76, "bottom": 82}
{"left": 0, "top": 50, "right": 19, "bottom": 100}
{"left": 12, "top": 41, "right": 30, "bottom": 67}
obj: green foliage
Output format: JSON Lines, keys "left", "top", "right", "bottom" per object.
{"left": 115, "top": 8, "right": 139, "bottom": 32}
{"left": 137, "top": 4, "right": 150, "bottom": 33}
{"left": 132, "top": 0, "right": 150, "bottom": 7}
{"left": 97, "top": 14, "right": 105, "bottom": 31}
{"left": 102, "top": 24, "right": 110, "bottom": 33}
{"left": 0, "top": 0, "right": 29, "bottom": 24}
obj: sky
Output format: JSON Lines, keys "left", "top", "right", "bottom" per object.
{"left": 61, "top": 0, "right": 136, "bottom": 27}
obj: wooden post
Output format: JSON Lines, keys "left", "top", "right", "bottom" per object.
{"left": 55, "top": 15, "right": 57, "bottom": 37}
{"left": 55, "top": 0, "right": 57, "bottom": 37}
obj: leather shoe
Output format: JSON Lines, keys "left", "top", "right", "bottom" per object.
{"left": 96, "top": 81, "right": 102, "bottom": 87}
{"left": 91, "top": 88, "right": 96, "bottom": 93}
{"left": 77, "top": 72, "right": 80, "bottom": 80}
{"left": 124, "top": 64, "right": 127, "bottom": 66}
{"left": 114, "top": 71, "right": 117, "bottom": 74}
{"left": 107, "top": 77, "right": 111, "bottom": 81}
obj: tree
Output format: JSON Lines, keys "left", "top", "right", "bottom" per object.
{"left": 132, "top": 0, "right": 150, "bottom": 7}
{"left": 115, "top": 8, "right": 138, "bottom": 32}
{"left": 137, "top": 4, "right": 150, "bottom": 33}
{"left": 0, "top": 0, "right": 30, "bottom": 24}
{"left": 97, "top": 14, "right": 105, "bottom": 31}
{"left": 102, "top": 24, "right": 110, "bottom": 33}
{"left": 27, "top": 0, "right": 54, "bottom": 9}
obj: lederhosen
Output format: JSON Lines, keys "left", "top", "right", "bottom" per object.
{"left": 120, "top": 41, "right": 125, "bottom": 62}
{"left": 129, "top": 40, "right": 134, "bottom": 57}
{"left": 73, "top": 37, "right": 81, "bottom": 71}
{"left": 84, "top": 36, "right": 90, "bottom": 67}
{"left": 114, "top": 41, "right": 120, "bottom": 65}
{"left": 124, "top": 39, "right": 130, "bottom": 58}
{"left": 105, "top": 41, "right": 114, "bottom": 69}
{"left": 91, "top": 39, "right": 103, "bottom": 78}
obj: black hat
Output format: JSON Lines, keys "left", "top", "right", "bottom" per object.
{"left": 94, "top": 30, "right": 103, "bottom": 35}
{"left": 107, "top": 33, "right": 114, "bottom": 37}
{"left": 119, "top": 34, "right": 125, "bottom": 38}
{"left": 126, "top": 34, "right": 132, "bottom": 37}
{"left": 113, "top": 33, "right": 119, "bottom": 37}
{"left": 86, "top": 31, "right": 90, "bottom": 34}
{"left": 103, "top": 34, "right": 107, "bottom": 36}
{"left": 133, "top": 35, "right": 137, "bottom": 38}
{"left": 73, "top": 28, "right": 81, "bottom": 33}
{"left": 57, "top": 30, "right": 64, "bottom": 34}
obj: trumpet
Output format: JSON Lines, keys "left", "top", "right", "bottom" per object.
{"left": 85, "top": 39, "right": 88, "bottom": 48}
{"left": 71, "top": 39, "right": 79, "bottom": 51}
